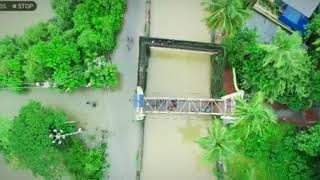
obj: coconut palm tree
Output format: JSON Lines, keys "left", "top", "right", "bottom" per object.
{"left": 197, "top": 119, "right": 240, "bottom": 162}
{"left": 233, "top": 92, "right": 277, "bottom": 138}
{"left": 202, "top": 0, "right": 251, "bottom": 36}
{"left": 260, "top": 30, "right": 307, "bottom": 70}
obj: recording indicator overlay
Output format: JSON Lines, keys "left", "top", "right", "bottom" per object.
{"left": 0, "top": 1, "right": 36, "bottom": 11}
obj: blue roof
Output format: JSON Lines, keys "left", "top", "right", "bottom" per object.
{"left": 279, "top": 5, "right": 309, "bottom": 34}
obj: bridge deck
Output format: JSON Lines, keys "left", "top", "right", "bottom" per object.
{"left": 144, "top": 97, "right": 234, "bottom": 115}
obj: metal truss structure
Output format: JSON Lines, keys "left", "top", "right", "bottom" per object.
{"left": 143, "top": 97, "right": 235, "bottom": 116}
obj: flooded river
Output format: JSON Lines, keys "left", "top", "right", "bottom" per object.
{"left": 141, "top": 0, "right": 215, "bottom": 179}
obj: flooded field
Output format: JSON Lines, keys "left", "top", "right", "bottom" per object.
{"left": 0, "top": 155, "right": 41, "bottom": 180}
{"left": 0, "top": 88, "right": 109, "bottom": 131}
{"left": 141, "top": 0, "right": 214, "bottom": 179}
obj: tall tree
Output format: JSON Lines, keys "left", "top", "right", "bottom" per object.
{"left": 197, "top": 119, "right": 240, "bottom": 162}
{"left": 233, "top": 93, "right": 277, "bottom": 138}
{"left": 202, "top": 0, "right": 251, "bottom": 36}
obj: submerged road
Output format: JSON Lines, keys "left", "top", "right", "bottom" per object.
{"left": 106, "top": 0, "right": 145, "bottom": 179}
{"left": 0, "top": 0, "right": 145, "bottom": 179}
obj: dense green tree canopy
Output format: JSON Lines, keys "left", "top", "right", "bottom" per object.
{"left": 0, "top": 37, "right": 24, "bottom": 92}
{"left": 0, "top": 116, "right": 13, "bottom": 154}
{"left": 222, "top": 28, "right": 266, "bottom": 92}
{"left": 85, "top": 56, "right": 118, "bottom": 88}
{"left": 223, "top": 28, "right": 314, "bottom": 110}
{"left": 1, "top": 101, "right": 108, "bottom": 179}
{"left": 64, "top": 139, "right": 107, "bottom": 180}
{"left": 295, "top": 123, "right": 320, "bottom": 156}
{"left": 306, "top": 13, "right": 320, "bottom": 53}
{"left": 202, "top": 0, "right": 251, "bottom": 35}
{"left": 0, "top": 0, "right": 126, "bottom": 92}
{"left": 198, "top": 116, "right": 318, "bottom": 179}
{"left": 240, "top": 123, "right": 313, "bottom": 180}
{"left": 73, "top": 0, "right": 126, "bottom": 58}
{"left": 260, "top": 30, "right": 313, "bottom": 105}
{"left": 7, "top": 101, "right": 75, "bottom": 178}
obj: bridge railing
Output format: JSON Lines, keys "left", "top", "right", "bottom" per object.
{"left": 144, "top": 97, "right": 227, "bottom": 115}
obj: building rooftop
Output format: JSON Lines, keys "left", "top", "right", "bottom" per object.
{"left": 282, "top": 0, "right": 320, "bottom": 18}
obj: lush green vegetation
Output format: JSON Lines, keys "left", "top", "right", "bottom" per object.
{"left": 257, "top": 0, "right": 281, "bottom": 15}
{"left": 0, "top": 101, "right": 107, "bottom": 179}
{"left": 306, "top": 14, "right": 320, "bottom": 53}
{"left": 197, "top": 119, "right": 240, "bottom": 162}
{"left": 0, "top": 116, "right": 13, "bottom": 155}
{"left": 202, "top": 0, "right": 251, "bottom": 36}
{"left": 198, "top": 97, "right": 320, "bottom": 179}
{"left": 0, "top": 0, "right": 126, "bottom": 92}
{"left": 232, "top": 93, "right": 276, "bottom": 137}
{"left": 223, "top": 28, "right": 315, "bottom": 110}
{"left": 199, "top": 5, "right": 320, "bottom": 180}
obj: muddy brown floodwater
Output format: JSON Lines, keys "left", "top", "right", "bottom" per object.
{"left": 141, "top": 0, "right": 215, "bottom": 179}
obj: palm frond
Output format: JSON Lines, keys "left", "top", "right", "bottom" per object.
{"left": 196, "top": 119, "right": 240, "bottom": 162}
{"left": 202, "top": 0, "right": 251, "bottom": 35}
{"left": 233, "top": 92, "right": 277, "bottom": 138}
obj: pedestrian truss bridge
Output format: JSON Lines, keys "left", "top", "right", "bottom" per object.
{"left": 144, "top": 97, "right": 231, "bottom": 115}
{"left": 135, "top": 87, "right": 244, "bottom": 122}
